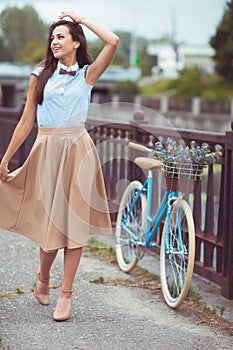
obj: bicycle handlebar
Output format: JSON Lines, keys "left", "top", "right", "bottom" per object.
{"left": 128, "top": 142, "right": 152, "bottom": 153}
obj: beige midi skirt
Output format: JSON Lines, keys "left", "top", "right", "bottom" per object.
{"left": 0, "top": 124, "right": 112, "bottom": 251}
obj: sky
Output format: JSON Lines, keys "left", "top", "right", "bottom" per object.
{"left": 0, "top": 0, "right": 228, "bottom": 44}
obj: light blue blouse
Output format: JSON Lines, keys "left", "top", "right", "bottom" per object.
{"left": 32, "top": 62, "right": 93, "bottom": 127}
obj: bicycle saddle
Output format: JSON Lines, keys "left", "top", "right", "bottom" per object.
{"left": 134, "top": 157, "right": 162, "bottom": 170}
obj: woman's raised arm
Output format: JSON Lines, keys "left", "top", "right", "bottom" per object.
{"left": 59, "top": 10, "right": 119, "bottom": 86}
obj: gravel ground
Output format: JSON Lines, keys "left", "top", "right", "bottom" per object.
{"left": 0, "top": 229, "right": 232, "bottom": 350}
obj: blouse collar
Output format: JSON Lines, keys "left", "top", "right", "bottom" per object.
{"left": 57, "top": 61, "right": 79, "bottom": 72}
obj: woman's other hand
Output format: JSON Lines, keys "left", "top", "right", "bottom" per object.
{"left": 0, "top": 162, "right": 9, "bottom": 182}
{"left": 59, "top": 10, "right": 84, "bottom": 24}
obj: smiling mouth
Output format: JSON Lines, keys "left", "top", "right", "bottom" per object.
{"left": 53, "top": 47, "right": 61, "bottom": 53}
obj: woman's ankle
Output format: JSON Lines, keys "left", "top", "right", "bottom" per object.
{"left": 38, "top": 270, "right": 50, "bottom": 281}
{"left": 60, "top": 288, "right": 73, "bottom": 297}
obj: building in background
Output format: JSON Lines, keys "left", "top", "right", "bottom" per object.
{"left": 147, "top": 42, "right": 215, "bottom": 78}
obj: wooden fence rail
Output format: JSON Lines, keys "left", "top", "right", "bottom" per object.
{"left": 0, "top": 108, "right": 232, "bottom": 299}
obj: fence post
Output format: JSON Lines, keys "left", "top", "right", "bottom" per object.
{"left": 129, "top": 110, "right": 148, "bottom": 181}
{"left": 230, "top": 99, "right": 233, "bottom": 118}
{"left": 130, "top": 110, "right": 148, "bottom": 141}
{"left": 192, "top": 97, "right": 200, "bottom": 116}
{"left": 160, "top": 95, "right": 168, "bottom": 114}
{"left": 221, "top": 123, "right": 233, "bottom": 299}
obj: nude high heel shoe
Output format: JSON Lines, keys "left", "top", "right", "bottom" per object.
{"left": 34, "top": 271, "right": 50, "bottom": 305}
{"left": 53, "top": 289, "right": 73, "bottom": 321}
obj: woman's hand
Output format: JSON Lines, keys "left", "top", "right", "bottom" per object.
{"left": 0, "top": 162, "right": 9, "bottom": 182}
{"left": 59, "top": 10, "right": 84, "bottom": 24}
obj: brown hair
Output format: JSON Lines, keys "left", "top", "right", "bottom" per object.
{"left": 34, "top": 20, "right": 93, "bottom": 105}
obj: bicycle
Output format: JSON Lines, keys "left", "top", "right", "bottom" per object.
{"left": 115, "top": 141, "right": 196, "bottom": 308}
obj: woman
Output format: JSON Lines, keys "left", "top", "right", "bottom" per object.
{"left": 0, "top": 10, "right": 119, "bottom": 321}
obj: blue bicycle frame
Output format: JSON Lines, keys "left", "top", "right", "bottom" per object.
{"left": 121, "top": 169, "right": 179, "bottom": 251}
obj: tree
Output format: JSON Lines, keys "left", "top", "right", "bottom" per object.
{"left": 210, "top": 0, "right": 233, "bottom": 81}
{"left": 18, "top": 39, "right": 45, "bottom": 64}
{"left": 0, "top": 5, "right": 47, "bottom": 62}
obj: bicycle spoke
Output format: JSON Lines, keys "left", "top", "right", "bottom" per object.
{"left": 116, "top": 181, "right": 146, "bottom": 272}
{"left": 169, "top": 253, "right": 186, "bottom": 297}
{"left": 160, "top": 199, "right": 195, "bottom": 308}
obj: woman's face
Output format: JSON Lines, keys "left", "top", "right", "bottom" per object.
{"left": 50, "top": 25, "right": 80, "bottom": 65}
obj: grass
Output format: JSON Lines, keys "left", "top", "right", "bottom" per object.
{"left": 140, "top": 69, "right": 233, "bottom": 99}
{"left": 14, "top": 288, "right": 25, "bottom": 295}
{"left": 140, "top": 78, "right": 176, "bottom": 98}
{"left": 89, "top": 277, "right": 105, "bottom": 284}
{"left": 85, "top": 236, "right": 117, "bottom": 264}
{"left": 0, "top": 292, "right": 12, "bottom": 299}
{"left": 0, "top": 287, "right": 25, "bottom": 299}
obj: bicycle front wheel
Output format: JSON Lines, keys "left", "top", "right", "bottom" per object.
{"left": 160, "top": 199, "right": 195, "bottom": 308}
{"left": 115, "top": 181, "right": 146, "bottom": 272}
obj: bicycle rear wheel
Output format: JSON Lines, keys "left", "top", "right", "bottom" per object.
{"left": 115, "top": 181, "right": 146, "bottom": 272}
{"left": 160, "top": 199, "right": 195, "bottom": 308}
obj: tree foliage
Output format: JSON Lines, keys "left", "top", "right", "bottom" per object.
{"left": 210, "top": 0, "right": 233, "bottom": 81}
{"left": 18, "top": 39, "right": 45, "bottom": 64}
{"left": 0, "top": 5, "right": 47, "bottom": 62}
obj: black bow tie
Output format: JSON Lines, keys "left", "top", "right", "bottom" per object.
{"left": 59, "top": 68, "right": 76, "bottom": 76}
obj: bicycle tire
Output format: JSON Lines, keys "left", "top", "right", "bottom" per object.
{"left": 115, "top": 181, "right": 147, "bottom": 272}
{"left": 160, "top": 198, "right": 195, "bottom": 308}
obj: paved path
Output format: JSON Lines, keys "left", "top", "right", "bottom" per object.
{"left": 0, "top": 229, "right": 232, "bottom": 350}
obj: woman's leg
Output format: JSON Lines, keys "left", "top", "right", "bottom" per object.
{"left": 39, "top": 248, "right": 58, "bottom": 280}
{"left": 34, "top": 248, "right": 58, "bottom": 305}
{"left": 62, "top": 247, "right": 83, "bottom": 290}
{"left": 53, "top": 247, "right": 83, "bottom": 321}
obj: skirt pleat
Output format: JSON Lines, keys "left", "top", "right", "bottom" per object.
{"left": 0, "top": 124, "right": 112, "bottom": 251}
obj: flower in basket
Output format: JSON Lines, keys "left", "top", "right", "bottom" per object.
{"left": 154, "top": 138, "right": 222, "bottom": 166}
{"left": 153, "top": 137, "right": 222, "bottom": 181}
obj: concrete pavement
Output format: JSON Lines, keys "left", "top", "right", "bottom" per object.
{"left": 0, "top": 229, "right": 232, "bottom": 350}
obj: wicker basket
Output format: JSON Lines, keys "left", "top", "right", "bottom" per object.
{"left": 162, "top": 161, "right": 204, "bottom": 193}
